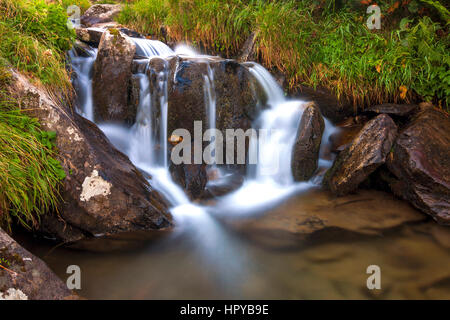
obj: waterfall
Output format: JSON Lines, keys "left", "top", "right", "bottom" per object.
{"left": 131, "top": 38, "right": 174, "bottom": 57}
{"left": 68, "top": 46, "right": 97, "bottom": 122}
{"left": 213, "top": 64, "right": 313, "bottom": 214}
{"left": 69, "top": 39, "right": 336, "bottom": 220}
{"left": 203, "top": 63, "right": 217, "bottom": 162}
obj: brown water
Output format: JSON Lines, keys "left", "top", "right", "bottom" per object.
{"left": 16, "top": 188, "right": 450, "bottom": 299}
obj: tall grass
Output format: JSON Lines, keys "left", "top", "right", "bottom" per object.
{"left": 0, "top": 84, "right": 66, "bottom": 231}
{"left": 0, "top": 0, "right": 74, "bottom": 94}
{"left": 118, "top": 0, "right": 449, "bottom": 109}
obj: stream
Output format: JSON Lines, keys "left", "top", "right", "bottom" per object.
{"left": 15, "top": 37, "right": 450, "bottom": 300}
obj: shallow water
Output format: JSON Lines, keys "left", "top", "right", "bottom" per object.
{"left": 16, "top": 189, "right": 450, "bottom": 300}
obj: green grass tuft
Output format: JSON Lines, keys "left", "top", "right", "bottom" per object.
{"left": 0, "top": 88, "right": 66, "bottom": 232}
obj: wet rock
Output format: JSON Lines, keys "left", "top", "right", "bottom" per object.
{"left": 293, "top": 85, "right": 355, "bottom": 124}
{"left": 169, "top": 160, "right": 208, "bottom": 200}
{"left": 9, "top": 70, "right": 171, "bottom": 242}
{"left": 291, "top": 102, "right": 325, "bottom": 181}
{"left": 81, "top": 4, "right": 122, "bottom": 27}
{"left": 128, "top": 74, "right": 141, "bottom": 122}
{"left": 324, "top": 114, "right": 397, "bottom": 196}
{"left": 132, "top": 59, "right": 150, "bottom": 73}
{"left": 75, "top": 27, "right": 104, "bottom": 46}
{"left": 0, "top": 228, "right": 77, "bottom": 300}
{"left": 365, "top": 103, "right": 418, "bottom": 117}
{"left": 329, "top": 125, "right": 363, "bottom": 153}
{"left": 72, "top": 40, "right": 93, "bottom": 57}
{"left": 92, "top": 29, "right": 136, "bottom": 124}
{"left": 238, "top": 32, "right": 257, "bottom": 63}
{"left": 386, "top": 108, "right": 450, "bottom": 224}
{"left": 166, "top": 56, "right": 263, "bottom": 137}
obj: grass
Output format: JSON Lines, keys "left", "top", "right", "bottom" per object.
{"left": 0, "top": 0, "right": 75, "bottom": 95}
{"left": 0, "top": 81, "right": 66, "bottom": 232}
{"left": 117, "top": 0, "right": 450, "bottom": 110}
{"left": 0, "top": 0, "right": 70, "bottom": 231}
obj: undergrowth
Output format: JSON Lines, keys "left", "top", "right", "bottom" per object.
{"left": 118, "top": 0, "right": 450, "bottom": 109}
{"left": 0, "top": 82, "right": 65, "bottom": 232}
{"left": 0, "top": 0, "right": 74, "bottom": 94}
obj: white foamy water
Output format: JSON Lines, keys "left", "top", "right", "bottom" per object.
{"left": 68, "top": 46, "right": 97, "bottom": 122}
{"left": 69, "top": 40, "right": 336, "bottom": 221}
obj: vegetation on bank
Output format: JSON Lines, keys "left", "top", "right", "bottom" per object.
{"left": 118, "top": 0, "right": 449, "bottom": 110}
{"left": 0, "top": 0, "right": 69, "bottom": 231}
{"left": 0, "top": 0, "right": 74, "bottom": 93}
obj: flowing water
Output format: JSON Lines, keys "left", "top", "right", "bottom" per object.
{"left": 17, "top": 37, "right": 449, "bottom": 299}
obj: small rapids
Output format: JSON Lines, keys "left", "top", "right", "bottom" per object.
{"left": 69, "top": 36, "right": 338, "bottom": 221}
{"left": 19, "top": 34, "right": 447, "bottom": 300}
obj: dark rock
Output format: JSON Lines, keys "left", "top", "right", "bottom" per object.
{"left": 238, "top": 32, "right": 257, "bottom": 63}
{"left": 119, "top": 28, "right": 144, "bottom": 39}
{"left": 132, "top": 59, "right": 149, "bottom": 73}
{"left": 324, "top": 114, "right": 397, "bottom": 196}
{"left": 72, "top": 40, "right": 94, "bottom": 57}
{"left": 9, "top": 70, "right": 171, "bottom": 242}
{"left": 75, "top": 27, "right": 104, "bottom": 46}
{"left": 169, "top": 160, "right": 208, "bottom": 200}
{"left": 365, "top": 103, "right": 418, "bottom": 117}
{"left": 329, "top": 125, "right": 363, "bottom": 153}
{"left": 165, "top": 56, "right": 265, "bottom": 172}
{"left": 386, "top": 108, "right": 450, "bottom": 224}
{"left": 0, "top": 228, "right": 77, "bottom": 300}
{"left": 128, "top": 74, "right": 141, "bottom": 122}
{"left": 81, "top": 4, "right": 122, "bottom": 27}
{"left": 291, "top": 102, "right": 325, "bottom": 181}
{"left": 92, "top": 29, "right": 136, "bottom": 124}
{"left": 292, "top": 85, "right": 355, "bottom": 124}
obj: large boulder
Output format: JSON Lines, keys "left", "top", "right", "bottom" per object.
{"left": 324, "top": 114, "right": 397, "bottom": 195}
{"left": 9, "top": 70, "right": 171, "bottom": 242}
{"left": 0, "top": 229, "right": 77, "bottom": 300}
{"left": 291, "top": 102, "right": 325, "bottom": 181}
{"left": 92, "top": 29, "right": 136, "bottom": 124}
{"left": 386, "top": 108, "right": 450, "bottom": 224}
{"left": 165, "top": 56, "right": 264, "bottom": 139}
{"left": 81, "top": 4, "right": 122, "bottom": 27}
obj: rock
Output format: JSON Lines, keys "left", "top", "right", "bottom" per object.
{"left": 128, "top": 74, "right": 141, "bottom": 122}
{"left": 0, "top": 228, "right": 77, "bottom": 300}
{"left": 166, "top": 56, "right": 263, "bottom": 137}
{"left": 8, "top": 70, "right": 171, "bottom": 242}
{"left": 169, "top": 159, "right": 208, "bottom": 200}
{"left": 224, "top": 189, "right": 426, "bottom": 249}
{"left": 291, "top": 102, "right": 325, "bottom": 181}
{"left": 81, "top": 4, "right": 122, "bottom": 27}
{"left": 324, "top": 114, "right": 397, "bottom": 196}
{"left": 238, "top": 32, "right": 257, "bottom": 63}
{"left": 75, "top": 27, "right": 104, "bottom": 46}
{"left": 92, "top": 29, "right": 136, "bottom": 124}
{"left": 386, "top": 108, "right": 450, "bottom": 224}
{"left": 365, "top": 103, "right": 418, "bottom": 117}
{"left": 293, "top": 85, "right": 355, "bottom": 124}
{"left": 329, "top": 125, "right": 363, "bottom": 153}
{"left": 72, "top": 40, "right": 93, "bottom": 57}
